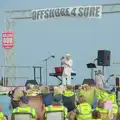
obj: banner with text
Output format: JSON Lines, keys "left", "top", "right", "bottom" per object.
{"left": 32, "top": 5, "right": 102, "bottom": 20}
{"left": 2, "top": 31, "right": 14, "bottom": 49}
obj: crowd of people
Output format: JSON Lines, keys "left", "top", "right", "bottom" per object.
{"left": 0, "top": 83, "right": 119, "bottom": 120}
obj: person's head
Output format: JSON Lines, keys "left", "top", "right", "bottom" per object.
{"left": 33, "top": 85, "right": 39, "bottom": 91}
{"left": 74, "top": 85, "right": 79, "bottom": 90}
{"left": 66, "top": 54, "right": 71, "bottom": 60}
{"left": 82, "top": 84, "right": 90, "bottom": 90}
{"left": 19, "top": 96, "right": 29, "bottom": 106}
{"left": 97, "top": 99, "right": 105, "bottom": 108}
{"left": 92, "top": 110, "right": 101, "bottom": 119}
{"left": 54, "top": 86, "right": 62, "bottom": 94}
{"left": 98, "top": 70, "right": 103, "bottom": 75}
{"left": 78, "top": 95, "right": 86, "bottom": 103}
{"left": 29, "top": 84, "right": 34, "bottom": 90}
{"left": 66, "top": 85, "right": 73, "bottom": 91}
{"left": 13, "top": 88, "right": 24, "bottom": 101}
{"left": 49, "top": 85, "right": 54, "bottom": 92}
{"left": 41, "top": 86, "right": 50, "bottom": 94}
{"left": 52, "top": 94, "right": 63, "bottom": 105}
{"left": 59, "top": 85, "right": 65, "bottom": 93}
{"left": 26, "top": 83, "right": 31, "bottom": 90}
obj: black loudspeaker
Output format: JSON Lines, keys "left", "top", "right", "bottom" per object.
{"left": 97, "top": 50, "right": 111, "bottom": 66}
{"left": 82, "top": 79, "right": 95, "bottom": 85}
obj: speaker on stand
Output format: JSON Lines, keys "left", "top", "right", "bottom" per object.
{"left": 97, "top": 50, "right": 111, "bottom": 75}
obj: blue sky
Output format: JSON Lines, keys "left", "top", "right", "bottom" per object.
{"left": 0, "top": 0, "right": 120, "bottom": 85}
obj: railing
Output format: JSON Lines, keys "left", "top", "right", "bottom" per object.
{"left": 1, "top": 65, "right": 42, "bottom": 86}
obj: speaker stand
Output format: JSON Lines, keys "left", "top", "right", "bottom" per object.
{"left": 102, "top": 66, "right": 104, "bottom": 75}
{"left": 91, "top": 68, "right": 94, "bottom": 79}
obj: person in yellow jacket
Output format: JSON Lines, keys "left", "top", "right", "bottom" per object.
{"left": 108, "top": 92, "right": 118, "bottom": 119}
{"left": 97, "top": 90, "right": 110, "bottom": 102}
{"left": 45, "top": 94, "right": 68, "bottom": 120}
{"left": 26, "top": 90, "right": 39, "bottom": 96}
{"left": 54, "top": 86, "right": 63, "bottom": 96}
{"left": 92, "top": 110, "right": 102, "bottom": 120}
{"left": 112, "top": 103, "right": 118, "bottom": 120}
{"left": 0, "top": 112, "right": 5, "bottom": 120}
{"left": 78, "top": 84, "right": 101, "bottom": 107}
{"left": 73, "top": 95, "right": 92, "bottom": 120}
{"left": 0, "top": 105, "right": 6, "bottom": 120}
{"left": 63, "top": 85, "right": 77, "bottom": 107}
{"left": 109, "top": 93, "right": 118, "bottom": 120}
{"left": 12, "top": 96, "right": 36, "bottom": 119}
{"left": 109, "top": 93, "right": 116, "bottom": 103}
{"left": 26, "top": 84, "right": 39, "bottom": 96}
{"left": 26, "top": 86, "right": 39, "bottom": 96}
{"left": 63, "top": 85, "right": 74, "bottom": 96}
{"left": 96, "top": 99, "right": 109, "bottom": 120}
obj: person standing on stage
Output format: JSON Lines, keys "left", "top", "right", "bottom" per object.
{"left": 95, "top": 70, "right": 104, "bottom": 89}
{"left": 61, "top": 54, "right": 73, "bottom": 85}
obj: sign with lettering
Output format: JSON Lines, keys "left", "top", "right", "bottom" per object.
{"left": 2, "top": 31, "right": 14, "bottom": 49}
{"left": 32, "top": 6, "right": 102, "bottom": 20}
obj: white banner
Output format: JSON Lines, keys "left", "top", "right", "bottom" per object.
{"left": 32, "top": 5, "right": 102, "bottom": 20}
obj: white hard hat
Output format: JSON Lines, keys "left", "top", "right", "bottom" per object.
{"left": 66, "top": 53, "right": 71, "bottom": 56}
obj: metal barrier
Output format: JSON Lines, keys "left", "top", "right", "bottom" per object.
{"left": 1, "top": 65, "right": 42, "bottom": 86}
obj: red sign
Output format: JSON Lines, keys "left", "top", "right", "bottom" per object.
{"left": 2, "top": 31, "right": 14, "bottom": 49}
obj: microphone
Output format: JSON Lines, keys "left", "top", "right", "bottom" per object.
{"left": 51, "top": 55, "right": 55, "bottom": 58}
{"left": 60, "top": 56, "right": 64, "bottom": 60}
{"left": 49, "top": 52, "right": 55, "bottom": 58}
{"left": 109, "top": 73, "right": 114, "bottom": 77}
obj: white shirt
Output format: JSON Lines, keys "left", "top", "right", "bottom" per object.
{"left": 95, "top": 74, "right": 104, "bottom": 88}
{"left": 62, "top": 59, "right": 73, "bottom": 76}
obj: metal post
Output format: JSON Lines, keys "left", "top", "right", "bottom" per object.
{"left": 43, "top": 55, "right": 54, "bottom": 85}
{"left": 91, "top": 68, "right": 94, "bottom": 79}
{"left": 33, "top": 66, "right": 36, "bottom": 81}
{"left": 39, "top": 67, "right": 42, "bottom": 84}
{"left": 102, "top": 66, "right": 104, "bottom": 75}
{"left": 1, "top": 66, "right": 5, "bottom": 86}
{"left": 45, "top": 60, "right": 47, "bottom": 85}
{"left": 91, "top": 58, "right": 97, "bottom": 80}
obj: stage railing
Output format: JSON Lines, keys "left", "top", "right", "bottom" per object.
{"left": 1, "top": 65, "right": 42, "bottom": 86}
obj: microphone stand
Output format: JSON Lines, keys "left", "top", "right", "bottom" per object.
{"left": 104, "top": 75, "right": 114, "bottom": 84}
{"left": 61, "top": 59, "right": 63, "bottom": 79}
{"left": 43, "top": 56, "right": 54, "bottom": 85}
{"left": 60, "top": 57, "right": 65, "bottom": 79}
{"left": 104, "top": 76, "right": 110, "bottom": 85}
{"left": 91, "top": 58, "right": 97, "bottom": 79}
